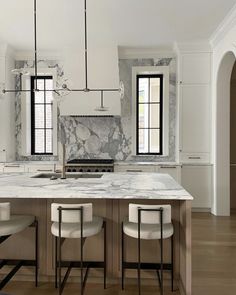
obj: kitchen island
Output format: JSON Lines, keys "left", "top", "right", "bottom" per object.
{"left": 0, "top": 172, "right": 193, "bottom": 295}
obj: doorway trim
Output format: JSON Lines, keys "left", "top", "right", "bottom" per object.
{"left": 213, "top": 50, "right": 236, "bottom": 216}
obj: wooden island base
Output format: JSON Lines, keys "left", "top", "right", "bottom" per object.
{"left": 0, "top": 198, "right": 191, "bottom": 295}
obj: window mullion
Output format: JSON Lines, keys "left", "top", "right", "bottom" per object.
{"left": 44, "top": 79, "right": 46, "bottom": 154}
{"left": 148, "top": 77, "right": 150, "bottom": 153}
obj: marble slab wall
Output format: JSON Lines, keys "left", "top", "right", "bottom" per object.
{"left": 15, "top": 57, "right": 176, "bottom": 162}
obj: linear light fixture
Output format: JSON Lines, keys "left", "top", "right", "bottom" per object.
{"left": 2, "top": 0, "right": 121, "bottom": 110}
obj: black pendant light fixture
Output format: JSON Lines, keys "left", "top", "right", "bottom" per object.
{"left": 2, "top": 0, "right": 121, "bottom": 109}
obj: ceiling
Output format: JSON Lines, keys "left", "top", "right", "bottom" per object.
{"left": 0, "top": 0, "right": 235, "bottom": 51}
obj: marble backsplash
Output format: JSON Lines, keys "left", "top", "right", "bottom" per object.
{"left": 15, "top": 57, "right": 176, "bottom": 162}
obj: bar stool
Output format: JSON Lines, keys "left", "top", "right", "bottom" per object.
{"left": 51, "top": 203, "right": 106, "bottom": 295}
{"left": 0, "top": 202, "right": 38, "bottom": 289}
{"left": 121, "top": 204, "right": 174, "bottom": 295}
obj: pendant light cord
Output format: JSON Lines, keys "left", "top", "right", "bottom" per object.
{"left": 2, "top": 0, "right": 121, "bottom": 97}
{"left": 84, "top": 0, "right": 88, "bottom": 91}
{"left": 34, "top": 0, "right": 38, "bottom": 91}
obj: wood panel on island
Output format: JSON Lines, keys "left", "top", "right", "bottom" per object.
{"left": 0, "top": 171, "right": 192, "bottom": 295}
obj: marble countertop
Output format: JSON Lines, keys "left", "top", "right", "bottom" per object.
{"left": 0, "top": 172, "right": 193, "bottom": 200}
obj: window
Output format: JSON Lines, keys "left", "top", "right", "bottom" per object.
{"left": 136, "top": 74, "right": 163, "bottom": 155}
{"left": 31, "top": 76, "right": 53, "bottom": 155}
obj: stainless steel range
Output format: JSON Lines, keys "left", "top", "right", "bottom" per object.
{"left": 66, "top": 159, "right": 114, "bottom": 173}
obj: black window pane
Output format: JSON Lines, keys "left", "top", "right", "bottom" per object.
{"left": 34, "top": 105, "right": 45, "bottom": 128}
{"left": 150, "top": 78, "right": 160, "bottom": 102}
{"left": 35, "top": 90, "right": 44, "bottom": 104}
{"left": 137, "top": 75, "right": 163, "bottom": 155}
{"left": 138, "top": 104, "right": 148, "bottom": 129}
{"left": 150, "top": 129, "right": 160, "bottom": 153}
{"left": 138, "top": 78, "right": 149, "bottom": 103}
{"left": 31, "top": 76, "right": 53, "bottom": 155}
{"left": 46, "top": 105, "right": 52, "bottom": 128}
{"left": 150, "top": 104, "right": 160, "bottom": 128}
{"left": 35, "top": 129, "right": 45, "bottom": 153}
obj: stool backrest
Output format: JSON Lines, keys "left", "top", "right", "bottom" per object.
{"left": 0, "top": 202, "right": 10, "bottom": 221}
{"left": 129, "top": 204, "right": 171, "bottom": 224}
{"left": 51, "top": 203, "right": 92, "bottom": 223}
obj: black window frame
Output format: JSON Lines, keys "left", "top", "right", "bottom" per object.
{"left": 31, "top": 75, "right": 53, "bottom": 155}
{"left": 136, "top": 74, "right": 163, "bottom": 155}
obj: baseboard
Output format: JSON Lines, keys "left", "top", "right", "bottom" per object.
{"left": 192, "top": 207, "right": 211, "bottom": 213}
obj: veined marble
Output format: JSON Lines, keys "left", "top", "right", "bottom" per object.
{"left": 15, "top": 57, "right": 177, "bottom": 162}
{"left": 0, "top": 172, "right": 192, "bottom": 200}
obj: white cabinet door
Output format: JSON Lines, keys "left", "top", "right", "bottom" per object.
{"left": 180, "top": 84, "right": 210, "bottom": 162}
{"left": 180, "top": 53, "right": 211, "bottom": 84}
{"left": 27, "top": 164, "right": 55, "bottom": 173}
{"left": 3, "top": 164, "right": 25, "bottom": 173}
{"left": 158, "top": 166, "right": 181, "bottom": 183}
{"left": 181, "top": 165, "right": 212, "bottom": 209}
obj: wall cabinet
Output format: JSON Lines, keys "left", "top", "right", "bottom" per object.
{"left": 179, "top": 84, "right": 211, "bottom": 162}
{"left": 3, "top": 164, "right": 25, "bottom": 173}
{"left": 26, "top": 164, "right": 55, "bottom": 173}
{"left": 0, "top": 48, "right": 15, "bottom": 162}
{"left": 178, "top": 51, "right": 212, "bottom": 164}
{"left": 181, "top": 165, "right": 212, "bottom": 209}
{"left": 180, "top": 53, "right": 211, "bottom": 84}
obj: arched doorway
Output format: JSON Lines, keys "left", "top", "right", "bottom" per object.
{"left": 214, "top": 51, "right": 236, "bottom": 215}
{"left": 230, "top": 62, "right": 236, "bottom": 213}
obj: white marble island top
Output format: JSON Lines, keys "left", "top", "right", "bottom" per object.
{"left": 0, "top": 172, "right": 193, "bottom": 200}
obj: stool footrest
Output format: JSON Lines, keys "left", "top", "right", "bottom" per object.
{"left": 0, "top": 259, "right": 36, "bottom": 267}
{"left": 56, "top": 260, "right": 105, "bottom": 269}
{"left": 0, "top": 260, "right": 33, "bottom": 290}
{"left": 123, "top": 262, "right": 172, "bottom": 271}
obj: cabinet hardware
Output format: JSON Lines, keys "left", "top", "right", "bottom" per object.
{"left": 4, "top": 165, "right": 20, "bottom": 168}
{"left": 160, "top": 166, "right": 177, "bottom": 169}
{"left": 188, "top": 157, "right": 201, "bottom": 159}
{"left": 126, "top": 169, "right": 143, "bottom": 172}
{"left": 37, "top": 169, "right": 53, "bottom": 172}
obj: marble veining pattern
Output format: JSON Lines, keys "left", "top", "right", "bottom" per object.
{"left": 0, "top": 172, "right": 192, "bottom": 200}
{"left": 15, "top": 58, "right": 176, "bottom": 162}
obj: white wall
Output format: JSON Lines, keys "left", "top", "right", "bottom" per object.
{"left": 211, "top": 7, "right": 236, "bottom": 215}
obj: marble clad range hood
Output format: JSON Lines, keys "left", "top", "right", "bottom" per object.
{"left": 59, "top": 0, "right": 121, "bottom": 117}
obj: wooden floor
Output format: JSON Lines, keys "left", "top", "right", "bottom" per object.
{"left": 192, "top": 212, "right": 236, "bottom": 295}
{"left": 2, "top": 212, "right": 236, "bottom": 295}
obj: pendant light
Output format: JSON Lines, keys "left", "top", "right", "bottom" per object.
{"left": 1, "top": 0, "right": 122, "bottom": 110}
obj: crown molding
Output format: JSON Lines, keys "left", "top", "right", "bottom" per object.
{"left": 118, "top": 45, "right": 176, "bottom": 59}
{"left": 210, "top": 3, "right": 236, "bottom": 48}
{"left": 174, "top": 41, "right": 212, "bottom": 54}
{"left": 14, "top": 50, "right": 63, "bottom": 60}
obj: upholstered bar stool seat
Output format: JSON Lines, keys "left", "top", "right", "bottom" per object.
{"left": 51, "top": 216, "right": 103, "bottom": 238}
{"left": 123, "top": 219, "right": 174, "bottom": 240}
{"left": 0, "top": 215, "right": 35, "bottom": 236}
{"left": 0, "top": 203, "right": 38, "bottom": 290}
{"left": 51, "top": 203, "right": 107, "bottom": 295}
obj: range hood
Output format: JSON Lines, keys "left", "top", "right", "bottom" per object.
{"left": 59, "top": 0, "right": 121, "bottom": 117}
